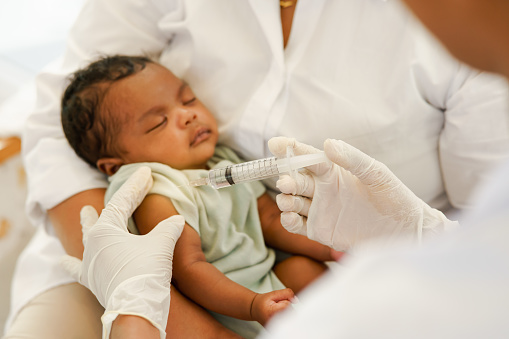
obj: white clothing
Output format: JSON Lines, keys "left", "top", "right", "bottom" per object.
{"left": 7, "top": 0, "right": 509, "bottom": 332}
{"left": 262, "top": 160, "right": 509, "bottom": 339}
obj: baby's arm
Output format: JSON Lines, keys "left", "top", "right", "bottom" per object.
{"left": 257, "top": 193, "right": 343, "bottom": 262}
{"left": 135, "top": 194, "right": 294, "bottom": 325}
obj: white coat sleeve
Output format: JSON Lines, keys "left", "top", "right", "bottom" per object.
{"left": 439, "top": 69, "right": 509, "bottom": 209}
{"left": 22, "top": 0, "right": 177, "bottom": 226}
{"left": 411, "top": 31, "right": 509, "bottom": 209}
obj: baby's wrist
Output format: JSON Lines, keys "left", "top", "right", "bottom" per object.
{"left": 249, "top": 293, "right": 259, "bottom": 321}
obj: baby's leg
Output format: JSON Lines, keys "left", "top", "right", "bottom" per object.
{"left": 273, "top": 256, "right": 328, "bottom": 294}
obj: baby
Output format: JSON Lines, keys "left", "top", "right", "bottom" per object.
{"left": 61, "top": 55, "right": 340, "bottom": 338}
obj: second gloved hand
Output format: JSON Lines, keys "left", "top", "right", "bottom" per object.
{"left": 269, "top": 137, "right": 458, "bottom": 251}
{"left": 60, "top": 166, "right": 185, "bottom": 339}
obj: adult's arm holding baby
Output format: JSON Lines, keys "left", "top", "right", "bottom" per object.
{"left": 48, "top": 189, "right": 106, "bottom": 259}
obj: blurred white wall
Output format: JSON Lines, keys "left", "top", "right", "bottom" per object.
{"left": 0, "top": 0, "right": 85, "bottom": 134}
{"left": 0, "top": 0, "right": 85, "bottom": 334}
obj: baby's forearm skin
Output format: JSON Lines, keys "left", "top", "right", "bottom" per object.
{"left": 172, "top": 225, "right": 257, "bottom": 321}
{"left": 135, "top": 194, "right": 290, "bottom": 325}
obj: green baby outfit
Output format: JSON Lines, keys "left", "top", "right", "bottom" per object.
{"left": 105, "top": 146, "right": 285, "bottom": 338}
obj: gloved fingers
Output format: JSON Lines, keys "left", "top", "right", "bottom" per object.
{"left": 268, "top": 136, "right": 320, "bottom": 157}
{"left": 60, "top": 254, "right": 83, "bottom": 283}
{"left": 269, "top": 137, "right": 331, "bottom": 176}
{"left": 280, "top": 212, "right": 308, "bottom": 236}
{"left": 268, "top": 136, "right": 297, "bottom": 157}
{"left": 276, "top": 194, "right": 310, "bottom": 216}
{"left": 275, "top": 173, "right": 315, "bottom": 197}
{"left": 324, "top": 139, "right": 379, "bottom": 184}
{"left": 80, "top": 205, "right": 99, "bottom": 246}
{"left": 148, "top": 215, "right": 185, "bottom": 248}
{"left": 102, "top": 166, "right": 153, "bottom": 230}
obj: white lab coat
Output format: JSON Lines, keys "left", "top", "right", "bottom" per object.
{"left": 6, "top": 0, "right": 509, "bottom": 332}
{"left": 262, "top": 160, "right": 509, "bottom": 339}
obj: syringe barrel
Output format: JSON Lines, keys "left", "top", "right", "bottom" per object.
{"left": 205, "top": 152, "right": 327, "bottom": 189}
{"left": 207, "top": 157, "right": 280, "bottom": 189}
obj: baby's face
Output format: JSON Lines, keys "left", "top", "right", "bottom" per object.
{"left": 103, "top": 63, "right": 218, "bottom": 170}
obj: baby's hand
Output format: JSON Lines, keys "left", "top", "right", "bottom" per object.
{"left": 330, "top": 248, "right": 345, "bottom": 261}
{"left": 250, "top": 288, "right": 295, "bottom": 326}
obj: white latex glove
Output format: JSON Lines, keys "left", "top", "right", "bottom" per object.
{"left": 268, "top": 137, "right": 458, "bottom": 251}
{"left": 60, "top": 166, "right": 185, "bottom": 339}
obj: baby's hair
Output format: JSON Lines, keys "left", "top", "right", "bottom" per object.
{"left": 61, "top": 55, "right": 153, "bottom": 168}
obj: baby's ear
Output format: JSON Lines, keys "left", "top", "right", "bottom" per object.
{"left": 97, "top": 157, "right": 124, "bottom": 176}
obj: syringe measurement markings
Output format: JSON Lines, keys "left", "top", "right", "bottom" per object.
{"left": 197, "top": 152, "right": 327, "bottom": 189}
{"left": 231, "top": 158, "right": 277, "bottom": 183}
{"left": 249, "top": 158, "right": 275, "bottom": 179}
{"left": 247, "top": 158, "right": 276, "bottom": 180}
{"left": 234, "top": 161, "right": 254, "bottom": 181}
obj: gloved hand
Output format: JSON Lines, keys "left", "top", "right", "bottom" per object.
{"left": 268, "top": 137, "right": 458, "bottom": 251}
{"left": 60, "top": 166, "right": 185, "bottom": 339}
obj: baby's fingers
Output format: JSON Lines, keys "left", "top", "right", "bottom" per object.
{"left": 271, "top": 288, "right": 295, "bottom": 303}
{"left": 266, "top": 288, "right": 295, "bottom": 324}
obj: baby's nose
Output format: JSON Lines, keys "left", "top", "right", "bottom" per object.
{"left": 177, "top": 108, "right": 197, "bottom": 127}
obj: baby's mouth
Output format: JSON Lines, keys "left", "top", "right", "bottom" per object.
{"left": 190, "top": 127, "right": 211, "bottom": 146}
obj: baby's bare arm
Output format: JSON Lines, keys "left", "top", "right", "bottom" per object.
{"left": 257, "top": 193, "right": 343, "bottom": 262}
{"left": 135, "top": 194, "right": 245, "bottom": 337}
{"left": 172, "top": 224, "right": 258, "bottom": 321}
{"left": 135, "top": 194, "right": 284, "bottom": 324}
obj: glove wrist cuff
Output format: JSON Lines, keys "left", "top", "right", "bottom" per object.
{"left": 101, "top": 311, "right": 166, "bottom": 339}
{"left": 422, "top": 206, "right": 459, "bottom": 239}
{"left": 103, "top": 274, "right": 170, "bottom": 339}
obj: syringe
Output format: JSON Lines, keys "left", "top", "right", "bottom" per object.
{"left": 189, "top": 150, "right": 328, "bottom": 189}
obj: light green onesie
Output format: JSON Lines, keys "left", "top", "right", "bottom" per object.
{"left": 105, "top": 146, "right": 286, "bottom": 338}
